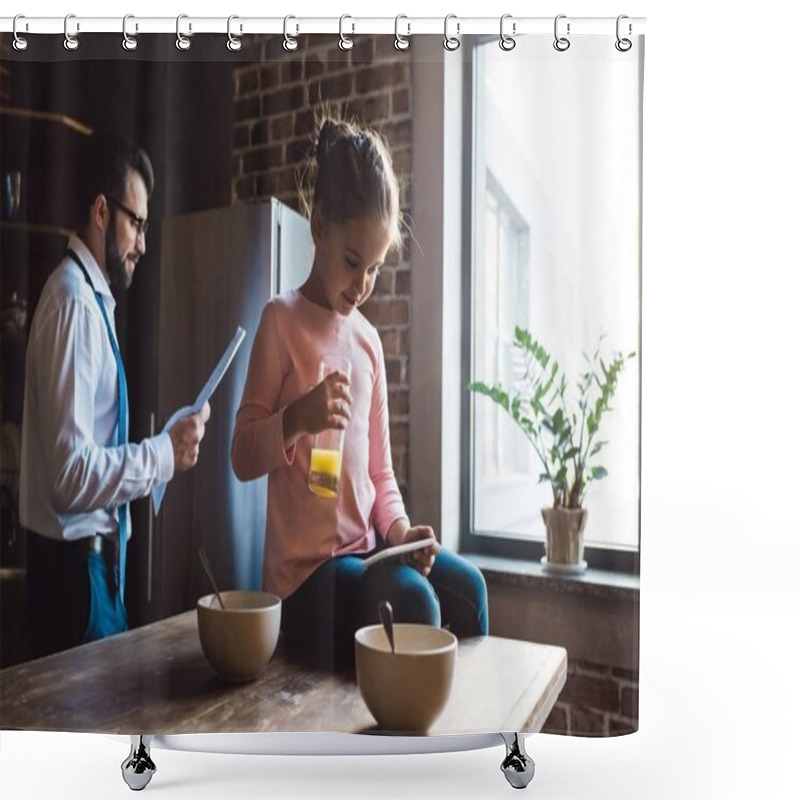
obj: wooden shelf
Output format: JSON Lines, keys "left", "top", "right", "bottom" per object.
{"left": 1, "top": 220, "right": 74, "bottom": 239}
{"left": 0, "top": 107, "right": 93, "bottom": 137}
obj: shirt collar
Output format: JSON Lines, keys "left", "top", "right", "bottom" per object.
{"left": 67, "top": 234, "right": 116, "bottom": 308}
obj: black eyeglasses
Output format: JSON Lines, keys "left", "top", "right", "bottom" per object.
{"left": 107, "top": 196, "right": 149, "bottom": 237}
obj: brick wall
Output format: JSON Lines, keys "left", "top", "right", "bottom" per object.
{"left": 232, "top": 35, "right": 413, "bottom": 500}
{"left": 544, "top": 659, "right": 638, "bottom": 736}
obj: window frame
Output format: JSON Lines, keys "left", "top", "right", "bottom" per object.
{"left": 457, "top": 38, "right": 642, "bottom": 576}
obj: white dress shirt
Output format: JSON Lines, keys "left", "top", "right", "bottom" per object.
{"left": 19, "top": 235, "right": 174, "bottom": 541}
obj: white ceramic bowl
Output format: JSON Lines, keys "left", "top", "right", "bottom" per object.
{"left": 355, "top": 624, "right": 457, "bottom": 732}
{"left": 196, "top": 591, "right": 281, "bottom": 682}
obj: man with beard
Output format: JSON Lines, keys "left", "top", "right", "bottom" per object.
{"left": 19, "top": 131, "right": 210, "bottom": 657}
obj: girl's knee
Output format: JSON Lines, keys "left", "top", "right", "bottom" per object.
{"left": 365, "top": 565, "right": 441, "bottom": 627}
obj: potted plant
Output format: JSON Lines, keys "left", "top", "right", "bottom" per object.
{"left": 469, "top": 327, "right": 635, "bottom": 573}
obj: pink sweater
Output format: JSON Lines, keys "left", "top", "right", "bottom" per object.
{"left": 231, "top": 289, "right": 408, "bottom": 599}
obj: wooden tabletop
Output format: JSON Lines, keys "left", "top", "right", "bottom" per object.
{"left": 0, "top": 611, "right": 566, "bottom": 736}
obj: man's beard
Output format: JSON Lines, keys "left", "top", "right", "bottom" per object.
{"left": 105, "top": 226, "right": 133, "bottom": 292}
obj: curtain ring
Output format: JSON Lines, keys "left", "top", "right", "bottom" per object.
{"left": 122, "top": 15, "right": 138, "bottom": 51}
{"left": 227, "top": 15, "right": 242, "bottom": 51}
{"left": 12, "top": 15, "right": 28, "bottom": 51}
{"left": 176, "top": 14, "right": 191, "bottom": 51}
{"left": 63, "top": 14, "right": 79, "bottom": 51}
{"left": 443, "top": 14, "right": 460, "bottom": 51}
{"left": 553, "top": 14, "right": 570, "bottom": 52}
{"left": 283, "top": 15, "right": 298, "bottom": 51}
{"left": 339, "top": 14, "right": 354, "bottom": 50}
{"left": 615, "top": 15, "right": 632, "bottom": 52}
{"left": 394, "top": 15, "right": 410, "bottom": 51}
{"left": 499, "top": 14, "right": 516, "bottom": 51}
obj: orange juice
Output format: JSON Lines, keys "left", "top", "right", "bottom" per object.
{"left": 309, "top": 447, "right": 342, "bottom": 498}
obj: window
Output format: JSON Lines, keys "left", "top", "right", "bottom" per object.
{"left": 464, "top": 39, "right": 642, "bottom": 569}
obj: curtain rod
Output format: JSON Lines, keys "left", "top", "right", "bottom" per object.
{"left": 1, "top": 16, "right": 646, "bottom": 37}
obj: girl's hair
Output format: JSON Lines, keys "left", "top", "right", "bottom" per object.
{"left": 299, "top": 114, "right": 403, "bottom": 252}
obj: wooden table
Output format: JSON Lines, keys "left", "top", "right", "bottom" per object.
{"left": 0, "top": 611, "right": 566, "bottom": 736}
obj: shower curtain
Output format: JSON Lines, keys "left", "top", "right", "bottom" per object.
{"left": 0, "top": 18, "right": 643, "bottom": 746}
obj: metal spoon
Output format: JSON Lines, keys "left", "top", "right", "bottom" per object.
{"left": 198, "top": 546, "right": 225, "bottom": 609}
{"left": 378, "top": 601, "right": 395, "bottom": 654}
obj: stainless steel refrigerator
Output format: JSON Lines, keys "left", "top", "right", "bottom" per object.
{"left": 151, "top": 199, "right": 312, "bottom": 621}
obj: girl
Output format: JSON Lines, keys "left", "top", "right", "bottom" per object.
{"left": 231, "top": 116, "right": 487, "bottom": 668}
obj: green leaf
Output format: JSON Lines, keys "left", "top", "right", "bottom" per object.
{"left": 590, "top": 466, "right": 608, "bottom": 480}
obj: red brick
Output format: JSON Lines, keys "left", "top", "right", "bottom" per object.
{"left": 374, "top": 269, "right": 394, "bottom": 296}
{"left": 389, "top": 389, "right": 409, "bottom": 417}
{"left": 570, "top": 706, "right": 607, "bottom": 736}
{"left": 278, "top": 167, "right": 301, "bottom": 194}
{"left": 383, "top": 119, "right": 412, "bottom": 148}
{"left": 542, "top": 703, "right": 568, "bottom": 735}
{"left": 234, "top": 95, "right": 261, "bottom": 123}
{"left": 281, "top": 59, "right": 304, "bottom": 84}
{"left": 361, "top": 298, "right": 408, "bottom": 327}
{"left": 560, "top": 674, "right": 619, "bottom": 713}
{"left": 385, "top": 357, "right": 402, "bottom": 385}
{"left": 255, "top": 173, "right": 277, "bottom": 198}
{"left": 237, "top": 68, "right": 259, "bottom": 97}
{"left": 235, "top": 175, "right": 255, "bottom": 202}
{"left": 380, "top": 329, "right": 399, "bottom": 355}
{"left": 262, "top": 86, "right": 305, "bottom": 116}
{"left": 231, "top": 155, "right": 241, "bottom": 178}
{"left": 242, "top": 145, "right": 283, "bottom": 174}
{"left": 286, "top": 138, "right": 312, "bottom": 166}
{"left": 304, "top": 55, "right": 325, "bottom": 81}
{"left": 251, "top": 119, "right": 270, "bottom": 146}
{"left": 393, "top": 89, "right": 410, "bottom": 115}
{"left": 395, "top": 269, "right": 410, "bottom": 297}
{"left": 294, "top": 109, "right": 317, "bottom": 137}
{"left": 356, "top": 64, "right": 408, "bottom": 94}
{"left": 621, "top": 686, "right": 639, "bottom": 719}
{"left": 270, "top": 114, "right": 294, "bottom": 142}
{"left": 390, "top": 422, "right": 408, "bottom": 448}
{"left": 259, "top": 64, "right": 280, "bottom": 89}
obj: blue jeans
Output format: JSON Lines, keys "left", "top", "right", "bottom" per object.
{"left": 281, "top": 547, "right": 488, "bottom": 670}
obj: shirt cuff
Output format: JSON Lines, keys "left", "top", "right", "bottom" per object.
{"left": 153, "top": 431, "right": 175, "bottom": 483}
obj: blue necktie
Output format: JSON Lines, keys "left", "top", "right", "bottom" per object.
{"left": 70, "top": 250, "right": 128, "bottom": 605}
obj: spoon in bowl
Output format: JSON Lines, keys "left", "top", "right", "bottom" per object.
{"left": 378, "top": 601, "right": 395, "bottom": 654}
{"left": 198, "top": 546, "right": 225, "bottom": 610}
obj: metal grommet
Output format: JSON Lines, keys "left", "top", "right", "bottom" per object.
{"left": 394, "top": 14, "right": 410, "bottom": 51}
{"left": 227, "top": 15, "right": 242, "bottom": 51}
{"left": 339, "top": 14, "right": 354, "bottom": 51}
{"left": 283, "top": 15, "right": 298, "bottom": 51}
{"left": 176, "top": 13, "right": 191, "bottom": 51}
{"left": 499, "top": 14, "right": 516, "bottom": 51}
{"left": 443, "top": 14, "right": 460, "bottom": 51}
{"left": 63, "top": 13, "right": 79, "bottom": 51}
{"left": 615, "top": 14, "right": 632, "bottom": 52}
{"left": 12, "top": 15, "right": 28, "bottom": 51}
{"left": 122, "top": 14, "right": 138, "bottom": 51}
{"left": 553, "top": 14, "right": 570, "bottom": 52}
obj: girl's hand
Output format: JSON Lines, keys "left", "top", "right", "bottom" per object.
{"left": 389, "top": 523, "right": 441, "bottom": 577}
{"left": 285, "top": 370, "right": 353, "bottom": 443}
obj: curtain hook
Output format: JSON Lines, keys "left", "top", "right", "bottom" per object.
{"left": 443, "top": 14, "right": 460, "bottom": 51}
{"left": 64, "top": 13, "right": 79, "bottom": 51}
{"left": 339, "top": 14, "right": 354, "bottom": 50}
{"left": 122, "top": 14, "right": 138, "bottom": 51}
{"left": 499, "top": 14, "right": 516, "bottom": 51}
{"left": 394, "top": 14, "right": 410, "bottom": 51}
{"left": 176, "top": 14, "right": 191, "bottom": 51}
{"left": 615, "top": 14, "right": 632, "bottom": 52}
{"left": 227, "top": 15, "right": 242, "bottom": 51}
{"left": 12, "top": 15, "right": 29, "bottom": 51}
{"left": 553, "top": 14, "right": 570, "bottom": 52}
{"left": 283, "top": 15, "right": 298, "bottom": 51}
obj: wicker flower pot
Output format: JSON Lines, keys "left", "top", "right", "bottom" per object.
{"left": 541, "top": 507, "right": 588, "bottom": 567}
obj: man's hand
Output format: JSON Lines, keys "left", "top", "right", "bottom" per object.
{"left": 168, "top": 402, "right": 211, "bottom": 472}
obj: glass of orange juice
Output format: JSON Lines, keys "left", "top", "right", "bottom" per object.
{"left": 308, "top": 354, "right": 351, "bottom": 498}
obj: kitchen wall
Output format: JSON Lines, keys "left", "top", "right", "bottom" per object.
{"left": 231, "top": 35, "right": 412, "bottom": 501}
